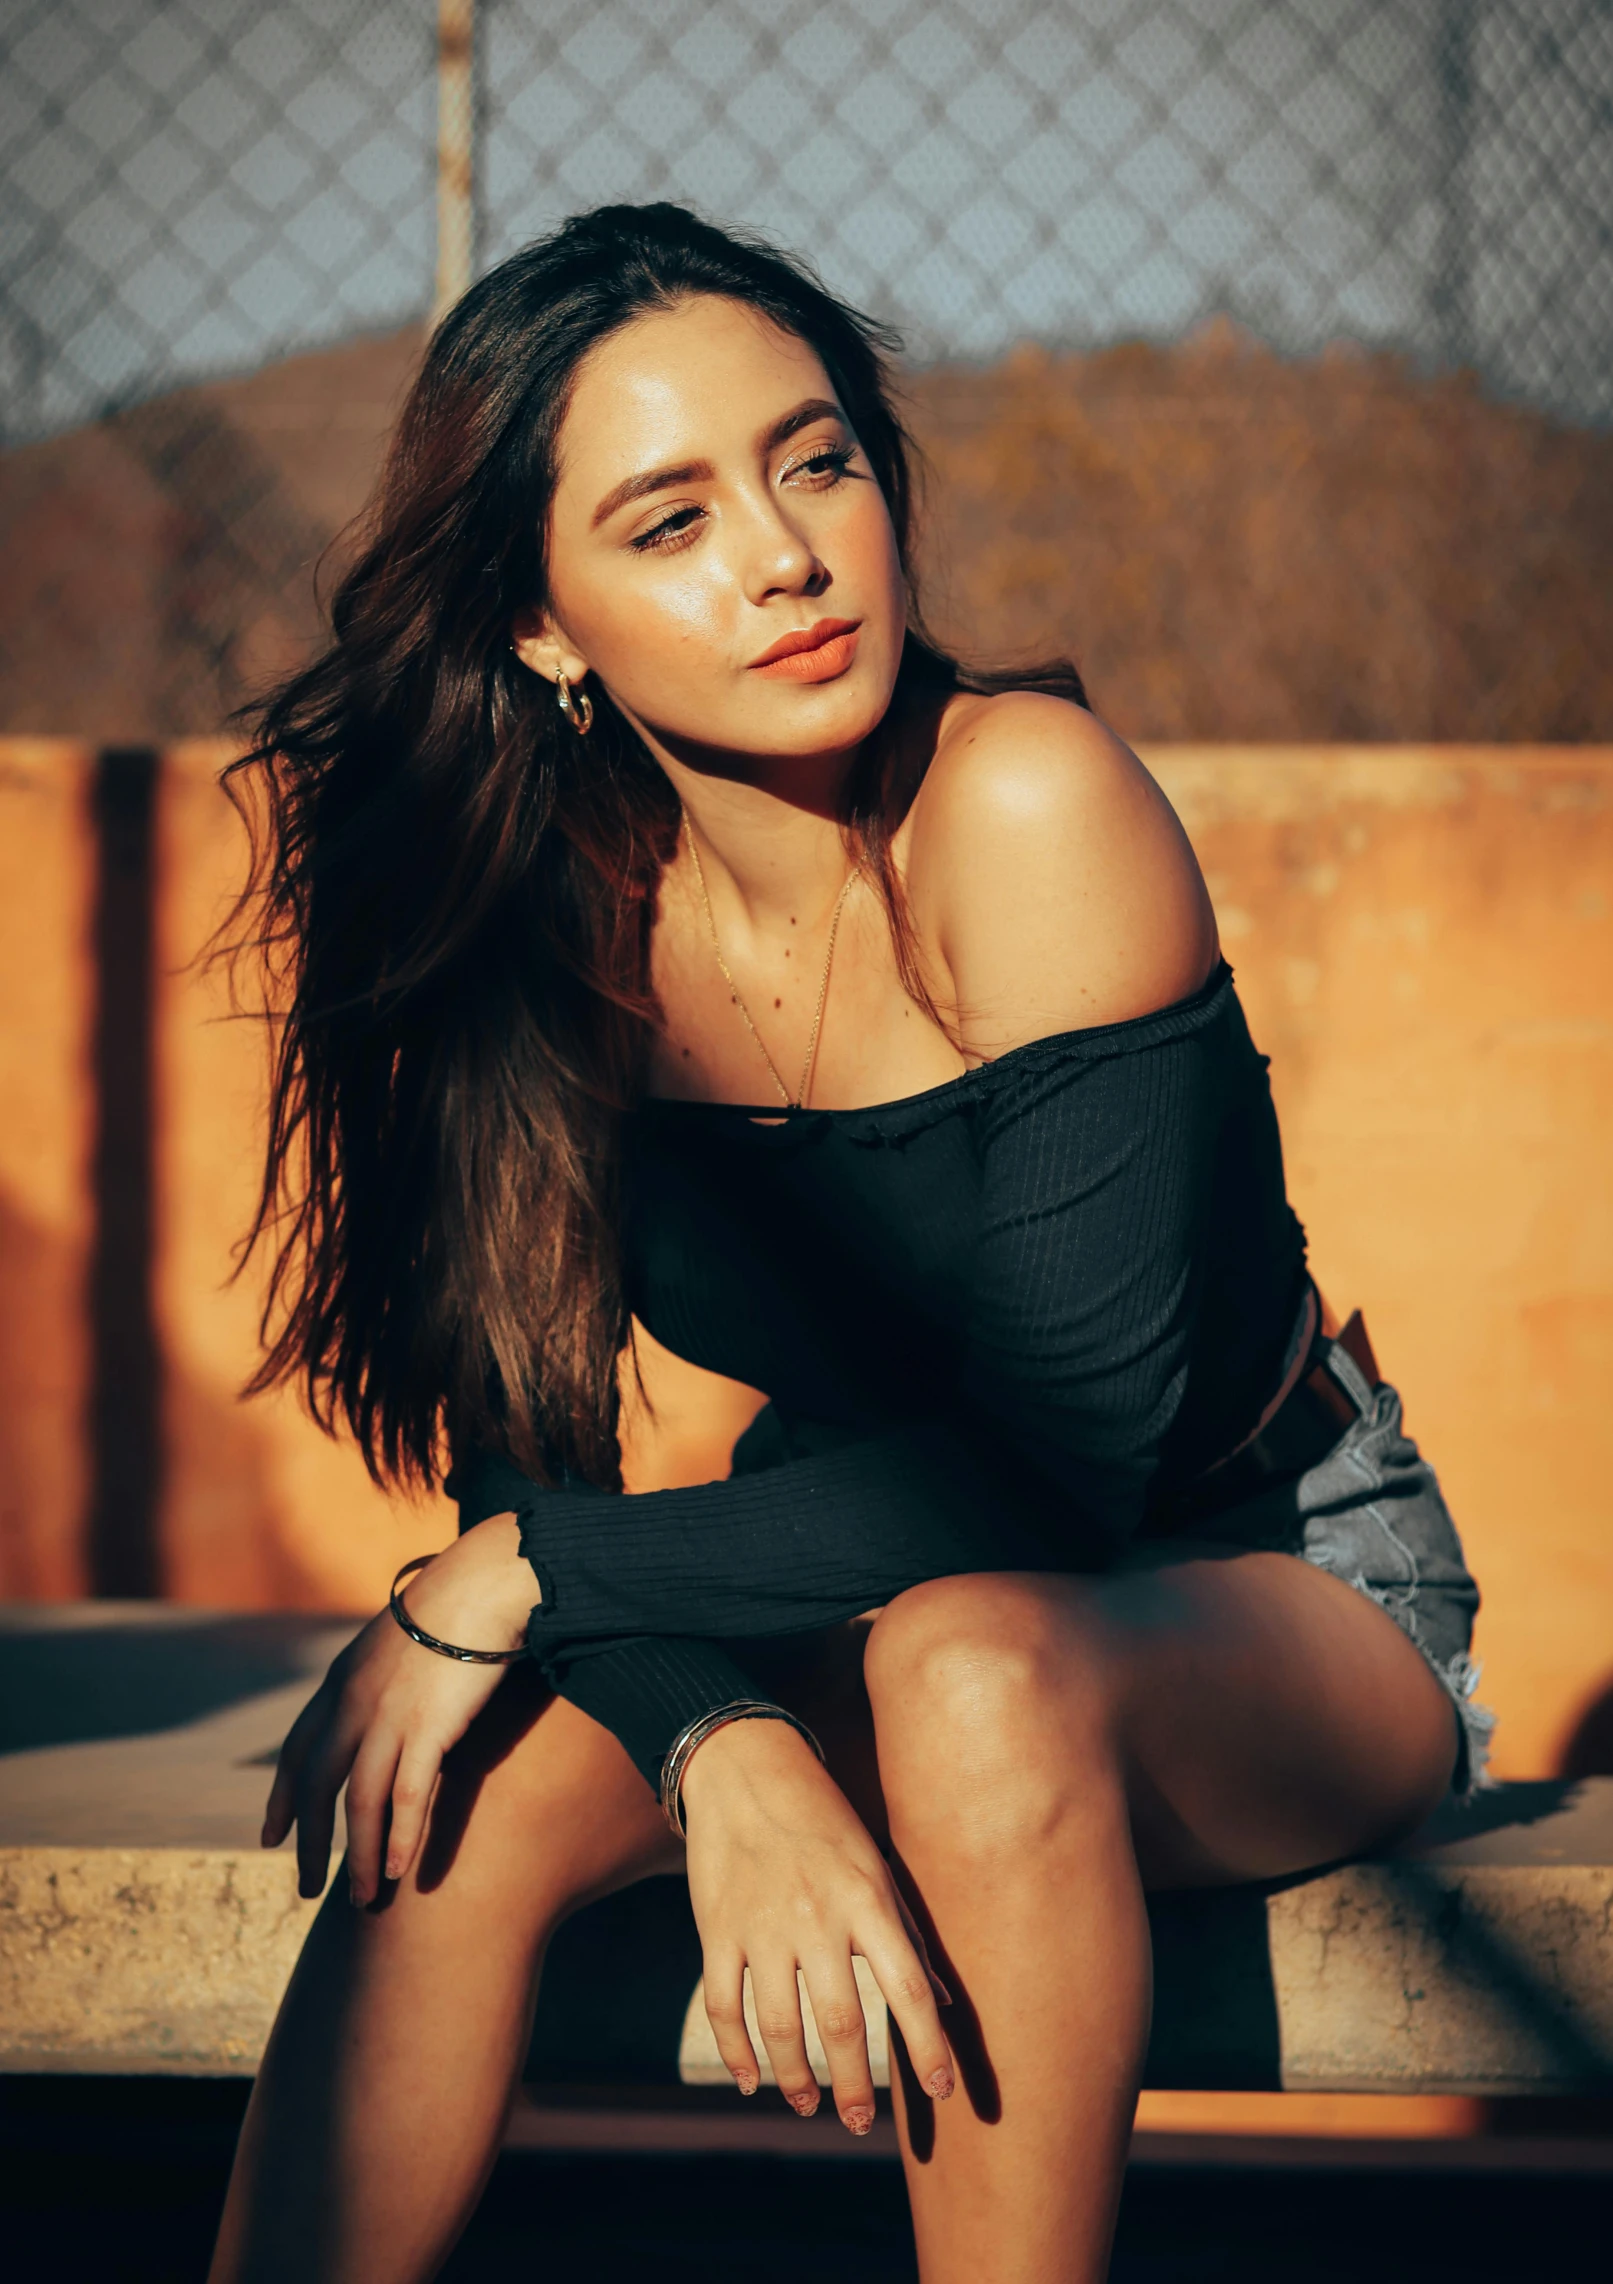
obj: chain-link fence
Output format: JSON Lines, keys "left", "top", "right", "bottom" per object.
{"left": 6, "top": 0, "right": 1610, "bottom": 445}
{"left": 3, "top": 0, "right": 436, "bottom": 444}
{"left": 482, "top": 0, "right": 1613, "bottom": 423}
{"left": 3, "top": 0, "right": 1611, "bottom": 735}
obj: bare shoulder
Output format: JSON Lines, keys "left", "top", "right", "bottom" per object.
{"left": 902, "top": 691, "right": 1219, "bottom": 1057}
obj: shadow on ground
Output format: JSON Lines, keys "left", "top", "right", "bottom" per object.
{"left": 1, "top": 2076, "right": 1607, "bottom": 2283}
{"left": 0, "top": 1612, "right": 351, "bottom": 1753}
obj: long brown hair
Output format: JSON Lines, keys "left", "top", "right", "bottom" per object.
{"left": 228, "top": 202, "right": 1085, "bottom": 1494}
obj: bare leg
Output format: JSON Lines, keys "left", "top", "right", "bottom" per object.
{"left": 211, "top": 1554, "right": 1458, "bottom": 2284}
{"left": 861, "top": 1551, "right": 1460, "bottom": 2284}
{"left": 209, "top": 1666, "right": 678, "bottom": 2284}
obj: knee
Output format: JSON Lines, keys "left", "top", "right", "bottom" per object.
{"left": 865, "top": 1573, "right": 1104, "bottom": 1722}
{"left": 864, "top": 1574, "right": 1119, "bottom": 1855}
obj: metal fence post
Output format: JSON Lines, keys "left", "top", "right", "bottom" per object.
{"left": 435, "top": 0, "right": 477, "bottom": 328}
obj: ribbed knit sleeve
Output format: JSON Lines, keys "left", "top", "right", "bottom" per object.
{"left": 456, "top": 1424, "right": 1069, "bottom": 1644}
{"left": 537, "top": 1636, "right": 765, "bottom": 1791}
{"left": 449, "top": 1449, "right": 775, "bottom": 1790}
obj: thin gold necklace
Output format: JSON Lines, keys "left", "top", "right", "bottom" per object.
{"left": 682, "top": 812, "right": 860, "bottom": 1110}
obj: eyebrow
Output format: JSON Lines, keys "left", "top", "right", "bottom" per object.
{"left": 589, "top": 396, "right": 847, "bottom": 529}
{"left": 590, "top": 458, "right": 711, "bottom": 530}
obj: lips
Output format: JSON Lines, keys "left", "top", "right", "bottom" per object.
{"left": 749, "top": 617, "right": 862, "bottom": 681}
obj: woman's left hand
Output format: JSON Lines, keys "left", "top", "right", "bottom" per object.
{"left": 679, "top": 1715, "right": 954, "bottom": 2132}
{"left": 261, "top": 1512, "right": 534, "bottom": 1905}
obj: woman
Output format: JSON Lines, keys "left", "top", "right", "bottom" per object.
{"left": 210, "top": 204, "right": 1488, "bottom": 2283}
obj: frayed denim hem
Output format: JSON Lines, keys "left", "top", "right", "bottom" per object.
{"left": 1429, "top": 1647, "right": 1496, "bottom": 1802}
{"left": 1282, "top": 1358, "right": 1490, "bottom": 1803}
{"left": 1340, "top": 1569, "right": 1495, "bottom": 1801}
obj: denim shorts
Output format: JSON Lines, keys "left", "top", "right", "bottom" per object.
{"left": 1161, "top": 1331, "right": 1492, "bottom": 1797}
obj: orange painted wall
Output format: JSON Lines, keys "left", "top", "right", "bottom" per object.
{"left": 1149, "top": 749, "right": 1612, "bottom": 1780}
{"left": 0, "top": 741, "right": 95, "bottom": 1597}
{"left": 2, "top": 742, "right": 1608, "bottom": 1782}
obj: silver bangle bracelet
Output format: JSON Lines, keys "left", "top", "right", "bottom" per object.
{"left": 659, "top": 1700, "right": 826, "bottom": 1837}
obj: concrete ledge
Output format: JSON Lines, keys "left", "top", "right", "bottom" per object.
{"left": 0, "top": 1847, "right": 325, "bottom": 2075}
{"left": 0, "top": 1607, "right": 350, "bottom": 2075}
{"left": 1243, "top": 1854, "right": 1613, "bottom": 2093}
{"left": 3, "top": 1609, "right": 1610, "bottom": 2092}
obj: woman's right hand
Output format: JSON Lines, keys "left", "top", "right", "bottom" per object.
{"left": 261, "top": 1513, "right": 535, "bottom": 1906}
{"left": 680, "top": 1716, "right": 955, "bottom": 2134}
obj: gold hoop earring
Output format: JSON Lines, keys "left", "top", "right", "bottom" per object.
{"left": 555, "top": 671, "right": 594, "bottom": 736}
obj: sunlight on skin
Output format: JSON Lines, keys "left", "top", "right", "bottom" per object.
{"left": 514, "top": 295, "right": 1215, "bottom": 1109}
{"left": 511, "top": 296, "right": 962, "bottom": 1112}
{"left": 513, "top": 295, "right": 907, "bottom": 835}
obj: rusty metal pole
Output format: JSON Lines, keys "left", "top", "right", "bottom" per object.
{"left": 433, "top": 0, "right": 475, "bottom": 328}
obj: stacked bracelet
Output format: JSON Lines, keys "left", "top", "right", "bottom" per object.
{"left": 659, "top": 1700, "right": 826, "bottom": 1837}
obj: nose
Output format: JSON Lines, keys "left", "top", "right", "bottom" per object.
{"left": 740, "top": 491, "right": 828, "bottom": 607}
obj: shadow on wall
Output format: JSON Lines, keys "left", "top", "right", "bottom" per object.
{"left": 0, "top": 742, "right": 336, "bottom": 1608}
{"left": 86, "top": 747, "right": 160, "bottom": 1596}
{"left": 1562, "top": 1681, "right": 1613, "bottom": 1779}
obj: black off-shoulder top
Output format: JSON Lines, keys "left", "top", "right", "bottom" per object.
{"left": 451, "top": 960, "right": 1309, "bottom": 1787}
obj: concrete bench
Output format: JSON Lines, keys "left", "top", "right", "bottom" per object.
{"left": 2, "top": 1606, "right": 1610, "bottom": 2098}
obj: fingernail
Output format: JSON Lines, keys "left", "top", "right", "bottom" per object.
{"left": 843, "top": 2106, "right": 874, "bottom": 2136}
{"left": 734, "top": 2071, "right": 759, "bottom": 2097}
{"left": 789, "top": 2091, "right": 820, "bottom": 2118}
{"left": 927, "top": 2067, "right": 954, "bottom": 2101}
{"left": 384, "top": 1855, "right": 400, "bottom": 1883}
{"left": 931, "top": 1976, "right": 954, "bottom": 2008}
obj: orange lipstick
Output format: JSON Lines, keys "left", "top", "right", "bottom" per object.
{"left": 749, "top": 617, "right": 861, "bottom": 681}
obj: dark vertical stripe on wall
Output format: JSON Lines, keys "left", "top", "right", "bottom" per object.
{"left": 86, "top": 747, "right": 163, "bottom": 1596}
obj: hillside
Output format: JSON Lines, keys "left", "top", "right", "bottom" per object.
{"left": 3, "top": 320, "right": 1609, "bottom": 742}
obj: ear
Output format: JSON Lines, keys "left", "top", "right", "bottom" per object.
{"left": 510, "top": 603, "right": 590, "bottom": 687}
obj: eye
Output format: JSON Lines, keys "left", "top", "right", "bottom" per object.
{"left": 782, "top": 443, "right": 857, "bottom": 487}
{"left": 629, "top": 504, "right": 705, "bottom": 554}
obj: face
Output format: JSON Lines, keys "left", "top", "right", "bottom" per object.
{"left": 513, "top": 295, "right": 908, "bottom": 771}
